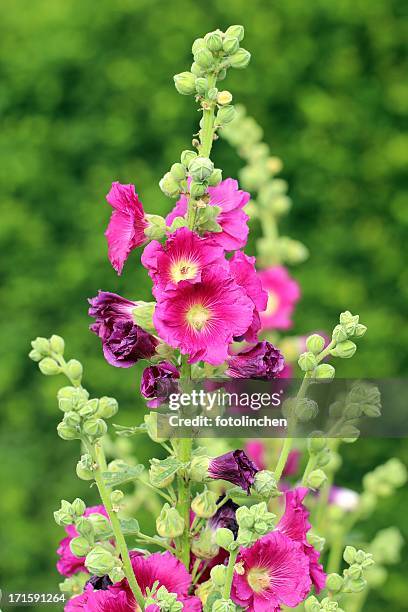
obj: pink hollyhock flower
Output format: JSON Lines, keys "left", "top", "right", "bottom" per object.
{"left": 245, "top": 441, "right": 266, "bottom": 470}
{"left": 277, "top": 487, "right": 326, "bottom": 593}
{"left": 141, "top": 227, "right": 225, "bottom": 293}
{"left": 283, "top": 449, "right": 301, "bottom": 477}
{"left": 258, "top": 266, "right": 301, "bottom": 330}
{"left": 226, "top": 341, "right": 285, "bottom": 380}
{"left": 105, "top": 182, "right": 148, "bottom": 275}
{"left": 65, "top": 585, "right": 132, "bottom": 611}
{"left": 166, "top": 178, "right": 250, "bottom": 250}
{"left": 57, "top": 506, "right": 108, "bottom": 578}
{"left": 209, "top": 450, "right": 258, "bottom": 493}
{"left": 229, "top": 251, "right": 267, "bottom": 341}
{"left": 88, "top": 291, "right": 158, "bottom": 368}
{"left": 140, "top": 361, "right": 180, "bottom": 408}
{"left": 231, "top": 530, "right": 312, "bottom": 611}
{"left": 153, "top": 265, "right": 254, "bottom": 365}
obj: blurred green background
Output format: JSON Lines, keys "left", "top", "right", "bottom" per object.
{"left": 0, "top": 0, "right": 407, "bottom": 609}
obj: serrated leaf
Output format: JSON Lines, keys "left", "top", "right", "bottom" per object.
{"left": 228, "top": 486, "right": 263, "bottom": 506}
{"left": 120, "top": 517, "right": 140, "bottom": 534}
{"left": 102, "top": 463, "right": 145, "bottom": 487}
{"left": 113, "top": 424, "right": 147, "bottom": 437}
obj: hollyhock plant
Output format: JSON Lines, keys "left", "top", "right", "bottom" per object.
{"left": 258, "top": 265, "right": 301, "bottom": 330}
{"left": 208, "top": 450, "right": 258, "bottom": 493}
{"left": 166, "top": 178, "right": 250, "bottom": 251}
{"left": 88, "top": 291, "right": 158, "bottom": 367}
{"left": 153, "top": 265, "right": 254, "bottom": 365}
{"left": 226, "top": 341, "right": 285, "bottom": 380}
{"left": 140, "top": 361, "right": 180, "bottom": 408}
{"left": 105, "top": 182, "right": 148, "bottom": 275}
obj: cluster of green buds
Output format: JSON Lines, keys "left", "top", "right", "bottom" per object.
{"left": 362, "top": 457, "right": 407, "bottom": 500}
{"left": 85, "top": 544, "right": 124, "bottom": 583}
{"left": 145, "top": 585, "right": 183, "bottom": 611}
{"left": 59, "top": 572, "right": 89, "bottom": 599}
{"left": 304, "top": 595, "right": 345, "bottom": 612}
{"left": 30, "top": 335, "right": 82, "bottom": 382}
{"left": 252, "top": 469, "right": 279, "bottom": 498}
{"left": 235, "top": 502, "right": 276, "bottom": 547}
{"left": 57, "top": 389, "right": 117, "bottom": 443}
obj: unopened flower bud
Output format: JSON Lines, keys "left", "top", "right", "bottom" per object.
{"left": 208, "top": 87, "right": 218, "bottom": 101}
{"left": 76, "top": 454, "right": 94, "bottom": 480}
{"left": 156, "top": 503, "right": 184, "bottom": 538}
{"left": 70, "top": 536, "right": 91, "bottom": 558}
{"left": 308, "top": 432, "right": 327, "bottom": 454}
{"left": 39, "top": 357, "right": 61, "bottom": 376}
{"left": 306, "top": 334, "right": 325, "bottom": 354}
{"left": 173, "top": 71, "right": 196, "bottom": 95}
{"left": 96, "top": 396, "right": 118, "bottom": 420}
{"left": 192, "top": 38, "right": 206, "bottom": 54}
{"left": 215, "top": 527, "right": 235, "bottom": 551}
{"left": 29, "top": 349, "right": 42, "bottom": 362}
{"left": 188, "top": 156, "right": 214, "bottom": 181}
{"left": 85, "top": 545, "right": 116, "bottom": 576}
{"left": 190, "top": 180, "right": 207, "bottom": 198}
{"left": 339, "top": 311, "right": 360, "bottom": 336}
{"left": 88, "top": 514, "right": 111, "bottom": 539}
{"left": 207, "top": 168, "right": 223, "bottom": 187}
{"left": 193, "top": 77, "right": 208, "bottom": 96}
{"left": 314, "top": 364, "right": 335, "bottom": 379}
{"left": 223, "top": 37, "right": 239, "bottom": 54}
{"left": 191, "top": 61, "right": 205, "bottom": 77}
{"left": 343, "top": 545, "right": 357, "bottom": 565}
{"left": 145, "top": 214, "right": 167, "bottom": 240}
{"left": 348, "top": 564, "right": 362, "bottom": 580}
{"left": 50, "top": 334, "right": 65, "bottom": 354}
{"left": 210, "top": 564, "right": 227, "bottom": 587}
{"left": 54, "top": 501, "right": 74, "bottom": 526}
{"left": 149, "top": 459, "right": 176, "bottom": 489}
{"left": 82, "top": 418, "right": 107, "bottom": 440}
{"left": 109, "top": 566, "right": 125, "bottom": 583}
{"left": 160, "top": 172, "right": 181, "bottom": 198}
{"left": 354, "top": 324, "right": 367, "bottom": 338}
{"left": 298, "top": 352, "right": 318, "bottom": 372}
{"left": 190, "top": 455, "right": 210, "bottom": 482}
{"left": 308, "top": 532, "right": 326, "bottom": 551}
{"left": 217, "top": 90, "right": 233, "bottom": 106}
{"left": 66, "top": 359, "right": 83, "bottom": 382}
{"left": 78, "top": 398, "right": 99, "bottom": 419}
{"left": 229, "top": 48, "right": 251, "bottom": 69}
{"left": 31, "top": 336, "right": 50, "bottom": 355}
{"left": 217, "top": 68, "right": 227, "bottom": 81}
{"left": 192, "top": 529, "right": 219, "bottom": 560}
{"left": 170, "top": 162, "right": 186, "bottom": 181}
{"left": 64, "top": 411, "right": 81, "bottom": 428}
{"left": 253, "top": 470, "right": 278, "bottom": 497}
{"left": 331, "top": 340, "right": 357, "bottom": 359}
{"left": 71, "top": 498, "right": 86, "bottom": 517}
{"left": 194, "top": 48, "right": 215, "bottom": 69}
{"left": 332, "top": 325, "right": 348, "bottom": 343}
{"left": 347, "top": 578, "right": 367, "bottom": 593}
{"left": 57, "top": 421, "right": 80, "bottom": 440}
{"left": 181, "top": 150, "right": 197, "bottom": 167}
{"left": 111, "top": 490, "right": 124, "bottom": 506}
{"left": 304, "top": 596, "right": 321, "bottom": 612}
{"left": 75, "top": 516, "right": 94, "bottom": 539}
{"left": 326, "top": 573, "right": 344, "bottom": 592}
{"left": 225, "top": 25, "right": 245, "bottom": 41}
{"left": 295, "top": 398, "right": 319, "bottom": 422}
{"left": 216, "top": 105, "right": 236, "bottom": 125}
{"left": 212, "top": 599, "right": 237, "bottom": 612}
{"left": 205, "top": 31, "right": 223, "bottom": 52}
{"left": 307, "top": 469, "right": 327, "bottom": 489}
{"left": 191, "top": 488, "right": 218, "bottom": 518}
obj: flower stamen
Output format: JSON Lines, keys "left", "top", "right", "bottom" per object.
{"left": 247, "top": 567, "right": 271, "bottom": 593}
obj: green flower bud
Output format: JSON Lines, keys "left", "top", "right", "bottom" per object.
{"left": 75, "top": 517, "right": 94, "bottom": 539}
{"left": 192, "top": 38, "right": 206, "bottom": 54}
{"left": 57, "top": 386, "right": 89, "bottom": 412}
{"left": 216, "top": 105, "right": 236, "bottom": 125}
{"left": 145, "top": 214, "right": 167, "bottom": 240}
{"left": 194, "top": 48, "right": 215, "bottom": 69}
{"left": 208, "top": 87, "right": 218, "bottom": 101}
{"left": 66, "top": 359, "right": 83, "bottom": 382}
{"left": 97, "top": 396, "right": 119, "bottom": 419}
{"left": 215, "top": 527, "right": 235, "bottom": 551}
{"left": 156, "top": 503, "right": 184, "bottom": 538}
{"left": 88, "top": 514, "right": 112, "bottom": 539}
{"left": 70, "top": 536, "right": 91, "bottom": 558}
{"left": 308, "top": 432, "right": 327, "bottom": 454}
{"left": 223, "top": 37, "right": 239, "bottom": 54}
{"left": 188, "top": 156, "right": 214, "bottom": 181}
{"left": 308, "top": 532, "right": 326, "bottom": 552}
{"left": 217, "top": 68, "right": 227, "bottom": 80}
{"left": 57, "top": 421, "right": 80, "bottom": 440}
{"left": 295, "top": 398, "right": 319, "bottom": 422}
{"left": 217, "top": 90, "right": 233, "bottom": 106}
{"left": 39, "top": 357, "right": 61, "bottom": 376}
{"left": 64, "top": 411, "right": 81, "bottom": 428}
{"left": 144, "top": 412, "right": 167, "bottom": 443}
{"left": 253, "top": 470, "right": 279, "bottom": 497}
{"left": 111, "top": 490, "right": 124, "bottom": 506}
{"left": 181, "top": 150, "right": 197, "bottom": 167}
{"left": 170, "top": 162, "right": 187, "bottom": 181}
{"left": 304, "top": 596, "right": 321, "bottom": 612}
{"left": 78, "top": 398, "right": 99, "bottom": 419}
{"left": 71, "top": 498, "right": 86, "bottom": 517}
{"left": 307, "top": 469, "right": 327, "bottom": 489}
{"left": 205, "top": 31, "right": 223, "bottom": 52}
{"left": 190, "top": 180, "right": 208, "bottom": 198}
{"left": 339, "top": 311, "right": 360, "bottom": 336}
{"left": 210, "top": 564, "right": 227, "bottom": 587}
{"left": 190, "top": 455, "right": 210, "bottom": 482}
{"left": 191, "top": 488, "right": 218, "bottom": 518}
{"left": 192, "top": 528, "right": 219, "bottom": 560}
{"left": 31, "top": 336, "right": 50, "bottom": 355}
{"left": 306, "top": 334, "right": 326, "bottom": 354}
{"left": 354, "top": 324, "right": 367, "bottom": 338}
{"left": 82, "top": 418, "right": 107, "bottom": 440}
{"left": 347, "top": 578, "right": 367, "bottom": 593}
{"left": 195, "top": 77, "right": 209, "bottom": 95}
{"left": 314, "top": 364, "right": 335, "bottom": 379}
{"left": 191, "top": 61, "right": 205, "bottom": 77}
{"left": 343, "top": 545, "right": 357, "bottom": 565}
{"left": 298, "top": 351, "right": 318, "bottom": 372}
{"left": 212, "top": 599, "right": 237, "bottom": 612}
{"left": 316, "top": 448, "right": 331, "bottom": 468}
{"left": 207, "top": 168, "right": 223, "bottom": 187}
{"left": 348, "top": 564, "right": 362, "bottom": 580}
{"left": 109, "top": 567, "right": 125, "bottom": 583}
{"left": 160, "top": 172, "right": 181, "bottom": 198}
{"left": 225, "top": 25, "right": 245, "bottom": 41}
{"left": 331, "top": 340, "right": 357, "bottom": 359}
{"left": 54, "top": 506, "right": 74, "bottom": 527}
{"left": 173, "top": 71, "right": 196, "bottom": 95}
{"left": 76, "top": 454, "right": 95, "bottom": 481}
{"left": 85, "top": 545, "right": 116, "bottom": 576}
{"left": 50, "top": 334, "right": 65, "bottom": 354}
{"left": 149, "top": 459, "right": 176, "bottom": 489}
{"left": 332, "top": 324, "right": 348, "bottom": 343}
{"left": 326, "top": 573, "right": 344, "bottom": 592}
{"left": 29, "top": 349, "right": 42, "bottom": 362}
{"left": 229, "top": 48, "right": 251, "bottom": 69}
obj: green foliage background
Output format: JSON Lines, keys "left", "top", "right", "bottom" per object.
{"left": 0, "top": 0, "right": 407, "bottom": 609}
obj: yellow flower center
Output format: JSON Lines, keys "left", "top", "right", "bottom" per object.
{"left": 247, "top": 567, "right": 271, "bottom": 593}
{"left": 186, "top": 304, "right": 211, "bottom": 331}
{"left": 170, "top": 258, "right": 199, "bottom": 283}
{"left": 265, "top": 290, "right": 279, "bottom": 316}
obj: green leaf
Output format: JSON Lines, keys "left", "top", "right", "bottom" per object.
{"left": 119, "top": 517, "right": 140, "bottom": 534}
{"left": 113, "top": 424, "right": 147, "bottom": 437}
{"left": 149, "top": 456, "right": 183, "bottom": 488}
{"left": 102, "top": 463, "right": 145, "bottom": 487}
{"left": 204, "top": 591, "right": 222, "bottom": 612}
{"left": 228, "top": 486, "right": 264, "bottom": 506}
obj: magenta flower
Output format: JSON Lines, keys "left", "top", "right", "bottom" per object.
{"left": 226, "top": 341, "right": 285, "bottom": 380}
{"left": 166, "top": 178, "right": 250, "bottom": 251}
{"left": 65, "top": 585, "right": 132, "bottom": 611}
{"left": 277, "top": 487, "right": 326, "bottom": 593}
{"left": 57, "top": 506, "right": 108, "bottom": 578}
{"left": 105, "top": 182, "right": 148, "bottom": 275}
{"left": 231, "top": 530, "right": 312, "bottom": 611}
{"left": 153, "top": 265, "right": 254, "bottom": 365}
{"left": 229, "top": 251, "right": 268, "bottom": 341}
{"left": 140, "top": 361, "right": 180, "bottom": 408}
{"left": 258, "top": 266, "right": 301, "bottom": 330}
{"left": 245, "top": 441, "right": 266, "bottom": 470}
{"left": 283, "top": 449, "right": 301, "bottom": 477}
{"left": 141, "top": 227, "right": 225, "bottom": 293}
{"left": 209, "top": 496, "right": 239, "bottom": 538}
{"left": 209, "top": 449, "right": 258, "bottom": 493}
{"left": 88, "top": 291, "right": 157, "bottom": 368}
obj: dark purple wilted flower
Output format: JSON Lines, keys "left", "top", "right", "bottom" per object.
{"left": 86, "top": 575, "right": 113, "bottom": 591}
{"left": 88, "top": 291, "right": 157, "bottom": 368}
{"left": 140, "top": 361, "right": 180, "bottom": 408}
{"left": 209, "top": 496, "right": 239, "bottom": 538}
{"left": 226, "top": 340, "right": 285, "bottom": 380}
{"left": 209, "top": 449, "right": 258, "bottom": 493}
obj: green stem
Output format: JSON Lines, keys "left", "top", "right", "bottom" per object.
{"left": 199, "top": 74, "right": 217, "bottom": 158}
{"left": 222, "top": 549, "right": 239, "bottom": 599}
{"left": 326, "top": 527, "right": 345, "bottom": 575}
{"left": 301, "top": 454, "right": 317, "bottom": 486}
{"left": 175, "top": 436, "right": 192, "bottom": 569}
{"left": 136, "top": 533, "right": 175, "bottom": 553}
{"left": 91, "top": 442, "right": 145, "bottom": 610}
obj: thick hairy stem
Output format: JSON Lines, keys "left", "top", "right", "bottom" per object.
{"left": 222, "top": 548, "right": 239, "bottom": 600}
